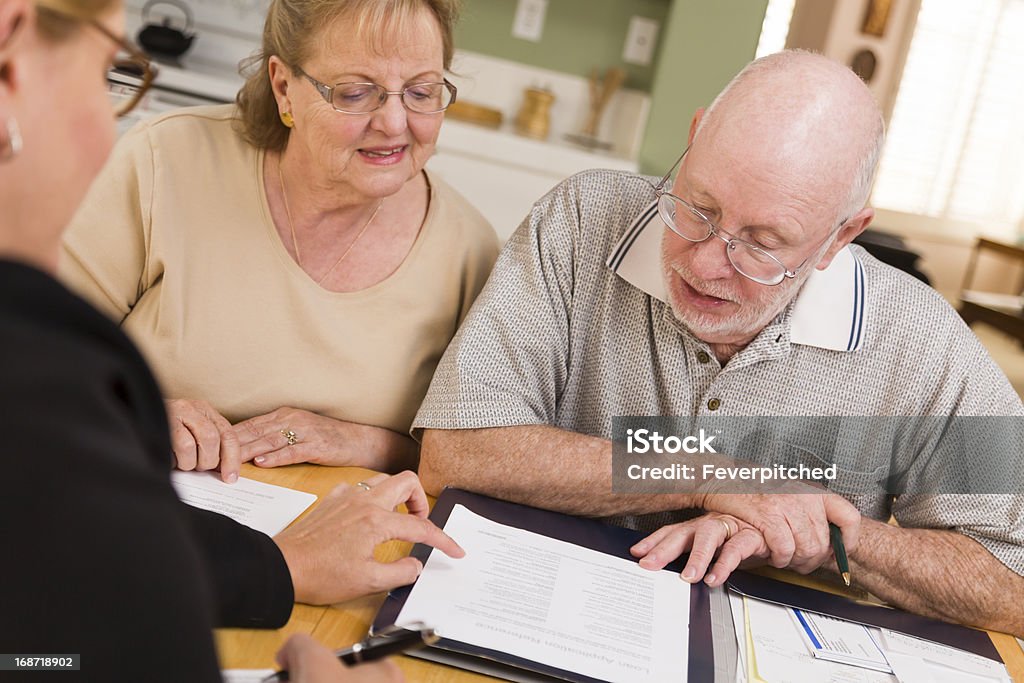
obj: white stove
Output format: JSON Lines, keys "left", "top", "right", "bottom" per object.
{"left": 149, "top": 59, "right": 243, "bottom": 103}
{"left": 114, "top": 0, "right": 265, "bottom": 133}
{"left": 115, "top": 60, "right": 241, "bottom": 134}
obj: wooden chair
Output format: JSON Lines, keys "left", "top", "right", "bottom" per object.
{"left": 958, "top": 237, "right": 1024, "bottom": 343}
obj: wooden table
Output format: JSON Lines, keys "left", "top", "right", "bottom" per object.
{"left": 215, "top": 464, "right": 1024, "bottom": 682}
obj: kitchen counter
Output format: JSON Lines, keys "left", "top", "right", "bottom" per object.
{"left": 437, "top": 118, "right": 636, "bottom": 178}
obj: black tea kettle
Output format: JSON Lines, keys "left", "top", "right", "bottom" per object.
{"left": 137, "top": 0, "right": 196, "bottom": 59}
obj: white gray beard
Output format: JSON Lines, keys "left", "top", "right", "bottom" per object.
{"left": 665, "top": 265, "right": 811, "bottom": 344}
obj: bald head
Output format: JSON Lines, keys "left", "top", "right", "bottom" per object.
{"left": 695, "top": 51, "right": 885, "bottom": 222}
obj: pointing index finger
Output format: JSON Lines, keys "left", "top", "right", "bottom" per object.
{"left": 389, "top": 514, "right": 465, "bottom": 559}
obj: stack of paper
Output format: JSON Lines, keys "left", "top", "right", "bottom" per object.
{"left": 728, "top": 593, "right": 1012, "bottom": 683}
{"left": 171, "top": 470, "right": 317, "bottom": 536}
{"left": 395, "top": 504, "right": 691, "bottom": 683}
{"left": 881, "top": 630, "right": 1013, "bottom": 683}
{"left": 220, "top": 670, "right": 275, "bottom": 682}
{"left": 791, "top": 609, "right": 891, "bottom": 673}
{"left": 742, "top": 598, "right": 895, "bottom": 683}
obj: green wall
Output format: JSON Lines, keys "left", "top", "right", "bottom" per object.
{"left": 455, "top": 0, "right": 671, "bottom": 91}
{"left": 454, "top": 1, "right": 769, "bottom": 175}
{"left": 639, "top": 0, "right": 769, "bottom": 174}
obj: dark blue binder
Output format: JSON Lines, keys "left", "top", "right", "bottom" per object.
{"left": 372, "top": 488, "right": 717, "bottom": 682}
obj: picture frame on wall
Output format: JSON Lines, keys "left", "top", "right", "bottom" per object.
{"left": 861, "top": 0, "right": 895, "bottom": 37}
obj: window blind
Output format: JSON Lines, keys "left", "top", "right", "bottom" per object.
{"left": 872, "top": 0, "right": 1024, "bottom": 238}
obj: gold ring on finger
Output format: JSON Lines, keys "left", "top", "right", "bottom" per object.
{"left": 355, "top": 481, "right": 372, "bottom": 492}
{"left": 719, "top": 519, "right": 733, "bottom": 540}
{"left": 280, "top": 429, "right": 298, "bottom": 446}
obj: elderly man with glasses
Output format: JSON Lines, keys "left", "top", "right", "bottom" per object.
{"left": 414, "top": 50, "right": 1024, "bottom": 636}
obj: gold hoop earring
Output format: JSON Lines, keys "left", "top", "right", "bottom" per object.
{"left": 280, "top": 111, "right": 294, "bottom": 128}
{"left": 0, "top": 116, "right": 23, "bottom": 162}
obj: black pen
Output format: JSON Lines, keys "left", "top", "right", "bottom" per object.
{"left": 829, "top": 522, "right": 851, "bottom": 587}
{"left": 262, "top": 625, "right": 439, "bottom": 682}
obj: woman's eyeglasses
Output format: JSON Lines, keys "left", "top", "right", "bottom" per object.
{"left": 295, "top": 66, "right": 457, "bottom": 115}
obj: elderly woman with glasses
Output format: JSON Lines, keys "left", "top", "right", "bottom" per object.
{"left": 60, "top": 0, "right": 498, "bottom": 483}
{"left": 2, "top": 0, "right": 460, "bottom": 679}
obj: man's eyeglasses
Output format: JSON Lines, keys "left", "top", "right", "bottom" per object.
{"left": 37, "top": 6, "right": 156, "bottom": 118}
{"left": 653, "top": 147, "right": 844, "bottom": 287}
{"left": 294, "top": 66, "right": 457, "bottom": 115}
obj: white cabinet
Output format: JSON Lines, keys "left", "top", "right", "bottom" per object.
{"left": 428, "top": 150, "right": 560, "bottom": 240}
{"left": 428, "top": 119, "right": 638, "bottom": 241}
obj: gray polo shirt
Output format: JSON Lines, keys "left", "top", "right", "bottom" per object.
{"left": 414, "top": 169, "right": 1024, "bottom": 575}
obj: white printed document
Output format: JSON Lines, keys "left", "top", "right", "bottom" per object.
{"left": 735, "top": 595, "right": 1011, "bottom": 683}
{"left": 744, "top": 598, "right": 896, "bottom": 683}
{"left": 171, "top": 470, "right": 316, "bottom": 536}
{"left": 792, "top": 608, "right": 891, "bottom": 672}
{"left": 220, "top": 670, "right": 276, "bottom": 683}
{"left": 396, "top": 504, "right": 690, "bottom": 683}
{"left": 880, "top": 630, "right": 1011, "bottom": 683}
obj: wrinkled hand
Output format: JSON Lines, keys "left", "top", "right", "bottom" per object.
{"left": 274, "top": 470, "right": 464, "bottom": 605}
{"left": 701, "top": 490, "right": 861, "bottom": 574}
{"left": 165, "top": 398, "right": 240, "bottom": 484}
{"left": 234, "top": 407, "right": 378, "bottom": 469}
{"left": 631, "top": 514, "right": 770, "bottom": 587}
{"left": 275, "top": 634, "right": 403, "bottom": 683}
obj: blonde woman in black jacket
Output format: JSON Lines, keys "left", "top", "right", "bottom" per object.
{"left": 0, "top": 1, "right": 461, "bottom": 679}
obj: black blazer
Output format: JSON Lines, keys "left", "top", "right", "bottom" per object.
{"left": 0, "top": 261, "right": 293, "bottom": 682}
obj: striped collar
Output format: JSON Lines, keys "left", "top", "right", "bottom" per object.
{"left": 607, "top": 202, "right": 867, "bottom": 352}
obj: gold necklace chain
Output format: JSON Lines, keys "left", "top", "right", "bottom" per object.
{"left": 277, "top": 154, "right": 384, "bottom": 286}
{"left": 277, "top": 157, "right": 303, "bottom": 267}
{"left": 314, "top": 200, "right": 383, "bottom": 285}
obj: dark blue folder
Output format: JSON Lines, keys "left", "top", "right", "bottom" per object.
{"left": 372, "top": 488, "right": 716, "bottom": 682}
